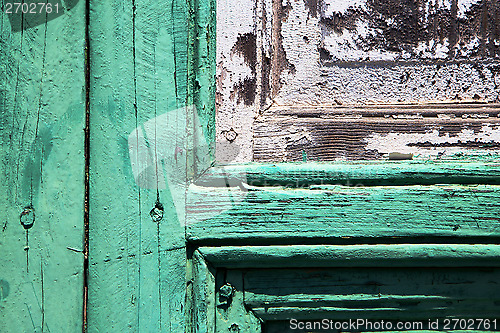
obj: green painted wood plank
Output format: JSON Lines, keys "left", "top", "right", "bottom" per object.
{"left": 187, "top": 0, "right": 216, "bottom": 178}
{"left": 187, "top": 184, "right": 500, "bottom": 242}
{"left": 196, "top": 161, "right": 500, "bottom": 187}
{"left": 0, "top": 3, "right": 86, "bottom": 332}
{"left": 243, "top": 267, "right": 500, "bottom": 311}
{"left": 198, "top": 244, "right": 500, "bottom": 268}
{"left": 88, "top": 0, "right": 199, "bottom": 331}
{"left": 187, "top": 250, "right": 216, "bottom": 333}
{"left": 88, "top": 0, "right": 215, "bottom": 330}
{"left": 247, "top": 266, "right": 500, "bottom": 322}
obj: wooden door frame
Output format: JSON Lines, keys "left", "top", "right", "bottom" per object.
{"left": 84, "top": 0, "right": 500, "bottom": 331}
{"left": 187, "top": 245, "right": 500, "bottom": 331}
{"left": 185, "top": 0, "right": 500, "bottom": 330}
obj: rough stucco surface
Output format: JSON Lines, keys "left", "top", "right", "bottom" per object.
{"left": 216, "top": 0, "right": 500, "bottom": 162}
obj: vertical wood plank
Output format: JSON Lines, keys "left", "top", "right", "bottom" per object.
{"left": 188, "top": 251, "right": 216, "bottom": 333}
{"left": 214, "top": 0, "right": 257, "bottom": 164}
{"left": 88, "top": 0, "right": 197, "bottom": 331}
{"left": 88, "top": 1, "right": 139, "bottom": 330}
{"left": 0, "top": 2, "right": 86, "bottom": 332}
{"left": 188, "top": 0, "right": 216, "bottom": 176}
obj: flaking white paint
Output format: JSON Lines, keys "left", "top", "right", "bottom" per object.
{"left": 216, "top": 0, "right": 257, "bottom": 163}
{"left": 217, "top": 0, "right": 500, "bottom": 162}
{"left": 364, "top": 125, "right": 500, "bottom": 157}
{"left": 323, "top": 0, "right": 366, "bottom": 16}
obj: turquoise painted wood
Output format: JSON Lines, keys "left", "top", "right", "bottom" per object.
{"left": 3, "top": 1, "right": 500, "bottom": 332}
{"left": 82, "top": 0, "right": 500, "bottom": 330}
{"left": 192, "top": 245, "right": 500, "bottom": 332}
{"left": 87, "top": 0, "right": 215, "bottom": 331}
{"left": 0, "top": 2, "right": 86, "bottom": 332}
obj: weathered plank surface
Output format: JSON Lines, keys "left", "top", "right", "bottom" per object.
{"left": 215, "top": 0, "right": 500, "bottom": 163}
{"left": 187, "top": 182, "right": 500, "bottom": 242}
{"left": 0, "top": 2, "right": 86, "bottom": 332}
{"left": 88, "top": 0, "right": 215, "bottom": 331}
{"left": 215, "top": 0, "right": 260, "bottom": 163}
{"left": 198, "top": 244, "right": 500, "bottom": 268}
{"left": 187, "top": 250, "right": 216, "bottom": 333}
{"left": 195, "top": 161, "right": 500, "bottom": 186}
{"left": 318, "top": 0, "right": 500, "bottom": 61}
{"left": 215, "top": 270, "right": 262, "bottom": 332}
{"left": 188, "top": 0, "right": 217, "bottom": 178}
{"left": 88, "top": 1, "right": 189, "bottom": 332}
{"left": 193, "top": 245, "right": 500, "bottom": 329}
{"left": 254, "top": 104, "right": 500, "bottom": 161}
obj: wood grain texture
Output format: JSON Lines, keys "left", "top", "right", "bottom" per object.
{"left": 187, "top": 183, "right": 500, "bottom": 243}
{"left": 191, "top": 245, "right": 500, "bottom": 331}
{"left": 0, "top": 2, "right": 86, "bottom": 331}
{"left": 189, "top": 0, "right": 217, "bottom": 176}
{"left": 254, "top": 104, "right": 500, "bottom": 161}
{"left": 88, "top": 0, "right": 192, "bottom": 331}
{"left": 215, "top": 0, "right": 259, "bottom": 163}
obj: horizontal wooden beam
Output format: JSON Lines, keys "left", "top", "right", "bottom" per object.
{"left": 197, "top": 245, "right": 500, "bottom": 268}
{"left": 254, "top": 104, "right": 500, "bottom": 161}
{"left": 187, "top": 183, "right": 500, "bottom": 242}
{"left": 251, "top": 306, "right": 500, "bottom": 321}
{"left": 244, "top": 263, "right": 500, "bottom": 321}
{"left": 195, "top": 162, "right": 500, "bottom": 187}
{"left": 264, "top": 103, "right": 500, "bottom": 118}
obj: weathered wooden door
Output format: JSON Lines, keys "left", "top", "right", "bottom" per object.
{"left": 2, "top": 0, "right": 500, "bottom": 332}
{"left": 190, "top": 0, "right": 500, "bottom": 331}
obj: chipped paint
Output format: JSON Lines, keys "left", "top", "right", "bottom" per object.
{"left": 216, "top": 0, "right": 500, "bottom": 162}
{"left": 317, "top": 0, "right": 500, "bottom": 61}
{"left": 216, "top": 0, "right": 257, "bottom": 162}
{"left": 365, "top": 125, "right": 500, "bottom": 157}
{"left": 253, "top": 104, "right": 500, "bottom": 161}
{"left": 323, "top": 0, "right": 366, "bottom": 15}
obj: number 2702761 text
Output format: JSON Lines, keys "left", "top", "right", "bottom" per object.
{"left": 3, "top": 2, "right": 60, "bottom": 14}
